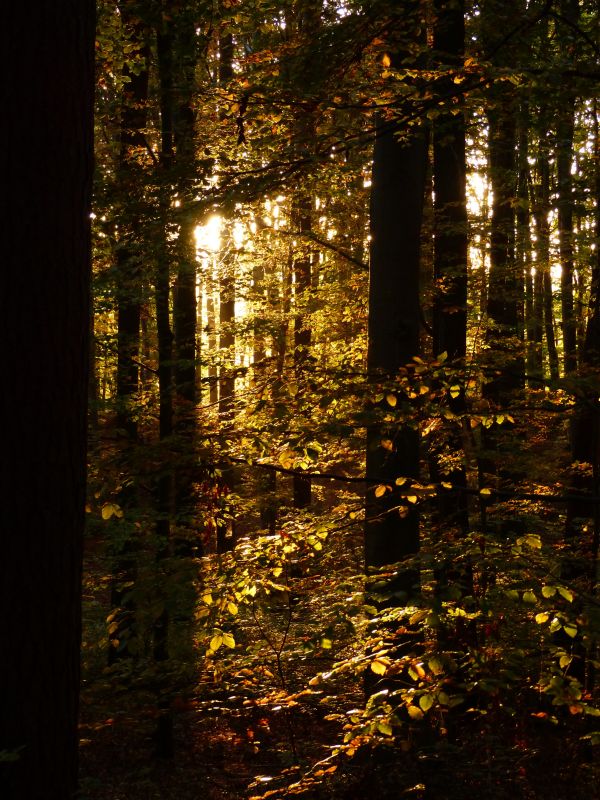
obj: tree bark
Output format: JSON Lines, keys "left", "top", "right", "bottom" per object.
{"left": 0, "top": 3, "right": 94, "bottom": 797}
{"left": 365, "top": 19, "right": 427, "bottom": 598}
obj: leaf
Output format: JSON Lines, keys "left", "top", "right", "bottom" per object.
{"left": 517, "top": 534, "right": 542, "bottom": 550}
{"left": 101, "top": 503, "right": 122, "bottom": 520}
{"left": 272, "top": 567, "right": 283, "bottom": 578}
{"left": 227, "top": 602, "right": 238, "bottom": 616}
{"left": 209, "top": 634, "right": 223, "bottom": 651}
{"left": 406, "top": 495, "right": 418, "bottom": 504}
{"left": 480, "top": 488, "right": 492, "bottom": 497}
{"left": 374, "top": 485, "right": 387, "bottom": 498}
{"left": 449, "top": 385, "right": 461, "bottom": 399}
{"left": 408, "top": 705, "right": 424, "bottom": 720}
{"left": 395, "top": 477, "right": 407, "bottom": 486}
{"left": 542, "top": 585, "right": 556, "bottom": 599}
{"left": 321, "top": 637, "right": 333, "bottom": 649}
{"left": 535, "top": 612, "right": 549, "bottom": 624}
{"left": 563, "top": 624, "right": 578, "bottom": 638}
{"left": 370, "top": 659, "right": 388, "bottom": 676}
{"left": 385, "top": 393, "right": 397, "bottom": 407}
{"left": 428, "top": 657, "right": 444, "bottom": 675}
{"left": 201, "top": 593, "right": 213, "bottom": 605}
{"left": 222, "top": 633, "right": 236, "bottom": 649}
{"left": 419, "top": 693, "right": 435, "bottom": 712}
{"left": 377, "top": 720, "right": 393, "bottom": 735}
{"left": 523, "top": 591, "right": 537, "bottom": 604}
{"left": 558, "top": 586, "right": 574, "bottom": 603}
{"left": 441, "top": 482, "right": 452, "bottom": 490}
{"left": 382, "top": 53, "right": 391, "bottom": 67}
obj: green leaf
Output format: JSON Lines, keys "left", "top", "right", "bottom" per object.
{"left": 428, "top": 657, "right": 444, "bottom": 675}
{"left": 377, "top": 720, "right": 393, "bottom": 736}
{"left": 419, "top": 693, "right": 435, "bottom": 712}
{"left": 542, "top": 585, "right": 556, "bottom": 599}
{"left": 563, "top": 624, "right": 578, "bottom": 638}
{"left": 523, "top": 591, "right": 537, "bottom": 604}
{"left": 558, "top": 586, "right": 574, "bottom": 603}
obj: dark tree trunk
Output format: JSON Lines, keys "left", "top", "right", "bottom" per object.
{"left": 365, "top": 16, "right": 427, "bottom": 597}
{"left": 486, "top": 100, "right": 523, "bottom": 396}
{"left": 0, "top": 3, "right": 94, "bottom": 798}
{"left": 292, "top": 190, "right": 314, "bottom": 509}
{"left": 108, "top": 8, "right": 151, "bottom": 664}
{"left": 216, "top": 30, "right": 237, "bottom": 554}
{"left": 116, "top": 9, "right": 150, "bottom": 439}
{"left": 153, "top": 23, "right": 176, "bottom": 759}
{"left": 432, "top": 0, "right": 469, "bottom": 544}
{"left": 557, "top": 0, "right": 578, "bottom": 375}
{"left": 535, "top": 123, "right": 559, "bottom": 380}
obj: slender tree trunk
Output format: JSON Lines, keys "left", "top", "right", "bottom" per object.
{"left": 217, "top": 30, "right": 237, "bottom": 553}
{"left": 432, "top": 0, "right": 469, "bottom": 536}
{"left": 0, "top": 3, "right": 94, "bottom": 797}
{"left": 535, "top": 125, "right": 559, "bottom": 380}
{"left": 292, "top": 190, "right": 314, "bottom": 509}
{"left": 109, "top": 8, "right": 150, "bottom": 663}
{"left": 557, "top": 71, "right": 578, "bottom": 374}
{"left": 365, "top": 12, "right": 427, "bottom": 598}
{"left": 153, "top": 22, "right": 176, "bottom": 758}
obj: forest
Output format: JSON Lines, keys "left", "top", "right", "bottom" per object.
{"left": 2, "top": 0, "right": 600, "bottom": 798}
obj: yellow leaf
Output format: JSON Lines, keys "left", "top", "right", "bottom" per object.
{"left": 375, "top": 485, "right": 387, "bottom": 498}
{"left": 382, "top": 53, "right": 391, "bottom": 67}
{"left": 377, "top": 721, "right": 393, "bottom": 736}
{"left": 480, "top": 488, "right": 492, "bottom": 497}
{"left": 406, "top": 495, "right": 418, "bottom": 504}
{"left": 370, "top": 659, "right": 388, "bottom": 676}
{"left": 535, "top": 612, "right": 549, "bottom": 624}
{"left": 558, "top": 586, "right": 574, "bottom": 603}
{"left": 201, "top": 593, "right": 213, "bottom": 605}
{"left": 209, "top": 634, "right": 223, "bottom": 651}
{"left": 441, "top": 482, "right": 452, "bottom": 490}
{"left": 385, "top": 393, "right": 397, "bottom": 407}
{"left": 395, "top": 477, "right": 407, "bottom": 486}
{"left": 222, "top": 633, "right": 236, "bottom": 648}
{"left": 227, "top": 602, "right": 238, "bottom": 616}
{"left": 408, "top": 705, "right": 424, "bottom": 720}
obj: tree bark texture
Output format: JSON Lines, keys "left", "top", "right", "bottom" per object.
{"left": 365, "top": 49, "right": 427, "bottom": 592}
{"left": 0, "top": 3, "right": 94, "bottom": 798}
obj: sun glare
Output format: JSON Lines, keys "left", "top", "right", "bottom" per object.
{"left": 194, "top": 215, "right": 222, "bottom": 254}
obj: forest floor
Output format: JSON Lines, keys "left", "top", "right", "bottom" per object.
{"left": 78, "top": 397, "right": 600, "bottom": 800}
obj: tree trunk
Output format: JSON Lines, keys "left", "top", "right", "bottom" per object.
{"left": 153, "top": 22, "right": 176, "bottom": 759}
{"left": 365, "top": 26, "right": 427, "bottom": 599}
{"left": 0, "top": 3, "right": 94, "bottom": 797}
{"left": 556, "top": 3, "right": 578, "bottom": 375}
{"left": 432, "top": 0, "right": 469, "bottom": 544}
{"left": 109, "top": 7, "right": 150, "bottom": 663}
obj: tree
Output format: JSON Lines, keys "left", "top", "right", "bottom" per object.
{"left": 0, "top": 3, "right": 94, "bottom": 797}
{"left": 365, "top": 1, "right": 427, "bottom": 599}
